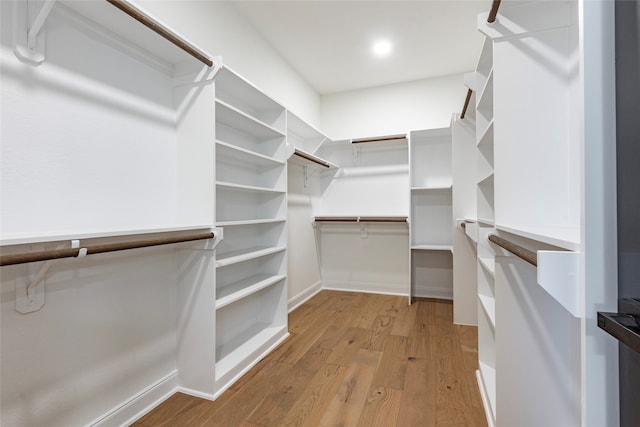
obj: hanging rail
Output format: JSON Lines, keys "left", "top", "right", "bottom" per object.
{"left": 0, "top": 230, "right": 215, "bottom": 267}
{"left": 488, "top": 234, "right": 537, "bottom": 267}
{"left": 314, "top": 216, "right": 408, "bottom": 223}
{"left": 460, "top": 89, "right": 473, "bottom": 119}
{"left": 487, "top": 0, "right": 502, "bottom": 23}
{"left": 351, "top": 134, "right": 407, "bottom": 144}
{"left": 293, "top": 148, "right": 331, "bottom": 168}
{"left": 105, "top": 0, "right": 214, "bottom": 67}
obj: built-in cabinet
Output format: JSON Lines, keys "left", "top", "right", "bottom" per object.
{"left": 213, "top": 67, "right": 289, "bottom": 394}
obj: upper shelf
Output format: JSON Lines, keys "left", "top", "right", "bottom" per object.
{"left": 216, "top": 100, "right": 286, "bottom": 139}
{"left": 54, "top": 0, "right": 214, "bottom": 70}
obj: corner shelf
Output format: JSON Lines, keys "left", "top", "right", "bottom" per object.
{"left": 216, "top": 100, "right": 285, "bottom": 140}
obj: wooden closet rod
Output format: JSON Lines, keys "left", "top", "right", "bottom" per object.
{"left": 351, "top": 134, "right": 407, "bottom": 144}
{"left": 293, "top": 149, "right": 331, "bottom": 168}
{"left": 314, "top": 216, "right": 408, "bottom": 223}
{"left": 460, "top": 89, "right": 473, "bottom": 119}
{"left": 487, "top": 0, "right": 502, "bottom": 23}
{"left": 0, "top": 231, "right": 215, "bottom": 267}
{"left": 105, "top": 0, "right": 214, "bottom": 67}
{"left": 488, "top": 234, "right": 537, "bottom": 267}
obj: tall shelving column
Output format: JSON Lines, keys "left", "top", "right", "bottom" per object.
{"left": 474, "top": 36, "right": 497, "bottom": 427}
{"left": 409, "top": 128, "right": 454, "bottom": 302}
{"left": 214, "top": 67, "right": 289, "bottom": 395}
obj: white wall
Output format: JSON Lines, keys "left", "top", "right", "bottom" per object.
{"left": 320, "top": 74, "right": 465, "bottom": 141}
{"left": 138, "top": 0, "right": 321, "bottom": 128}
{"left": 286, "top": 162, "right": 322, "bottom": 310}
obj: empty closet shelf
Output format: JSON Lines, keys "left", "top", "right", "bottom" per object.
{"left": 216, "top": 246, "right": 285, "bottom": 267}
{"left": 216, "top": 141, "right": 284, "bottom": 167}
{"left": 410, "top": 185, "right": 453, "bottom": 191}
{"left": 216, "top": 218, "right": 286, "bottom": 227}
{"left": 60, "top": 0, "right": 214, "bottom": 68}
{"left": 216, "top": 100, "right": 285, "bottom": 139}
{"left": 215, "top": 324, "right": 287, "bottom": 381}
{"left": 411, "top": 245, "right": 453, "bottom": 252}
{"left": 216, "top": 181, "right": 285, "bottom": 194}
{"left": 479, "top": 295, "right": 496, "bottom": 328}
{"left": 478, "top": 257, "right": 496, "bottom": 276}
{"left": 216, "top": 274, "right": 286, "bottom": 309}
{"left": 291, "top": 148, "right": 336, "bottom": 168}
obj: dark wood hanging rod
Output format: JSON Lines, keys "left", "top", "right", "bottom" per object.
{"left": 351, "top": 134, "right": 407, "bottom": 144}
{"left": 460, "top": 89, "right": 473, "bottom": 119}
{"left": 487, "top": 0, "right": 502, "bottom": 23}
{"left": 0, "top": 230, "right": 215, "bottom": 267}
{"left": 293, "top": 149, "right": 331, "bottom": 168}
{"left": 488, "top": 234, "right": 537, "bottom": 267}
{"left": 314, "top": 216, "right": 408, "bottom": 223}
{"left": 105, "top": 0, "right": 214, "bottom": 67}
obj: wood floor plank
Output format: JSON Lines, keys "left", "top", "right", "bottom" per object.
{"left": 319, "top": 348, "right": 383, "bottom": 427}
{"left": 390, "top": 299, "right": 417, "bottom": 337}
{"left": 279, "top": 363, "right": 347, "bottom": 427}
{"left": 136, "top": 291, "right": 487, "bottom": 427}
{"left": 370, "top": 334, "right": 408, "bottom": 390}
{"left": 357, "top": 386, "right": 403, "bottom": 427}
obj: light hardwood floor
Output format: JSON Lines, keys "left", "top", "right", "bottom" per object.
{"left": 133, "top": 291, "right": 487, "bottom": 427}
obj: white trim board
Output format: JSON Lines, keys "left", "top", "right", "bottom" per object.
{"left": 288, "top": 280, "right": 323, "bottom": 312}
{"left": 90, "top": 371, "right": 179, "bottom": 427}
{"left": 322, "top": 280, "right": 409, "bottom": 297}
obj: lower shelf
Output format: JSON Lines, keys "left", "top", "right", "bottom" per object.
{"left": 215, "top": 324, "right": 287, "bottom": 382}
{"left": 411, "top": 244, "right": 453, "bottom": 252}
{"left": 477, "top": 361, "right": 496, "bottom": 427}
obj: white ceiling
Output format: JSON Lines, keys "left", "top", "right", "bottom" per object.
{"left": 231, "top": 0, "right": 490, "bottom": 94}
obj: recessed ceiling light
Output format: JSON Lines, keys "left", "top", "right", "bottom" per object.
{"left": 372, "top": 39, "right": 392, "bottom": 56}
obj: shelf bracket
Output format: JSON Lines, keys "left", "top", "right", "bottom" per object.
{"left": 14, "top": 0, "right": 57, "bottom": 66}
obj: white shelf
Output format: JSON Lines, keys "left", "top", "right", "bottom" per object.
{"left": 215, "top": 324, "right": 287, "bottom": 381}
{"left": 59, "top": 1, "right": 213, "bottom": 70}
{"left": 495, "top": 223, "right": 580, "bottom": 252}
{"left": 216, "top": 218, "right": 286, "bottom": 227}
{"left": 215, "top": 67, "right": 285, "bottom": 132}
{"left": 410, "top": 185, "right": 452, "bottom": 191}
{"left": 411, "top": 245, "right": 453, "bottom": 252}
{"left": 477, "top": 120, "right": 494, "bottom": 149}
{"left": 478, "top": 257, "right": 496, "bottom": 277}
{"left": 479, "top": 295, "right": 496, "bottom": 329}
{"left": 216, "top": 140, "right": 284, "bottom": 167}
{"left": 477, "top": 69, "right": 494, "bottom": 110}
{"left": 216, "top": 181, "right": 285, "bottom": 194}
{"left": 216, "top": 246, "right": 285, "bottom": 268}
{"left": 477, "top": 172, "right": 495, "bottom": 187}
{"left": 477, "top": 218, "right": 495, "bottom": 227}
{"left": 216, "top": 100, "right": 285, "bottom": 139}
{"left": 216, "top": 274, "right": 286, "bottom": 310}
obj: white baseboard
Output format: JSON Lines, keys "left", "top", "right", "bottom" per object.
{"left": 412, "top": 286, "right": 453, "bottom": 300}
{"left": 177, "top": 386, "right": 216, "bottom": 401}
{"left": 322, "top": 280, "right": 408, "bottom": 297}
{"left": 288, "top": 280, "right": 322, "bottom": 312}
{"left": 90, "top": 371, "right": 178, "bottom": 427}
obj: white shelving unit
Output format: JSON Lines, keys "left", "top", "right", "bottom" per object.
{"left": 472, "top": 35, "right": 497, "bottom": 427}
{"left": 214, "top": 66, "right": 289, "bottom": 396}
{"left": 409, "top": 128, "right": 454, "bottom": 301}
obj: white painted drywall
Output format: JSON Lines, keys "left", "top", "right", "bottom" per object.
{"left": 138, "top": 0, "right": 321, "bottom": 128}
{"left": 320, "top": 74, "right": 466, "bottom": 141}
{"left": 286, "top": 162, "right": 322, "bottom": 310}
